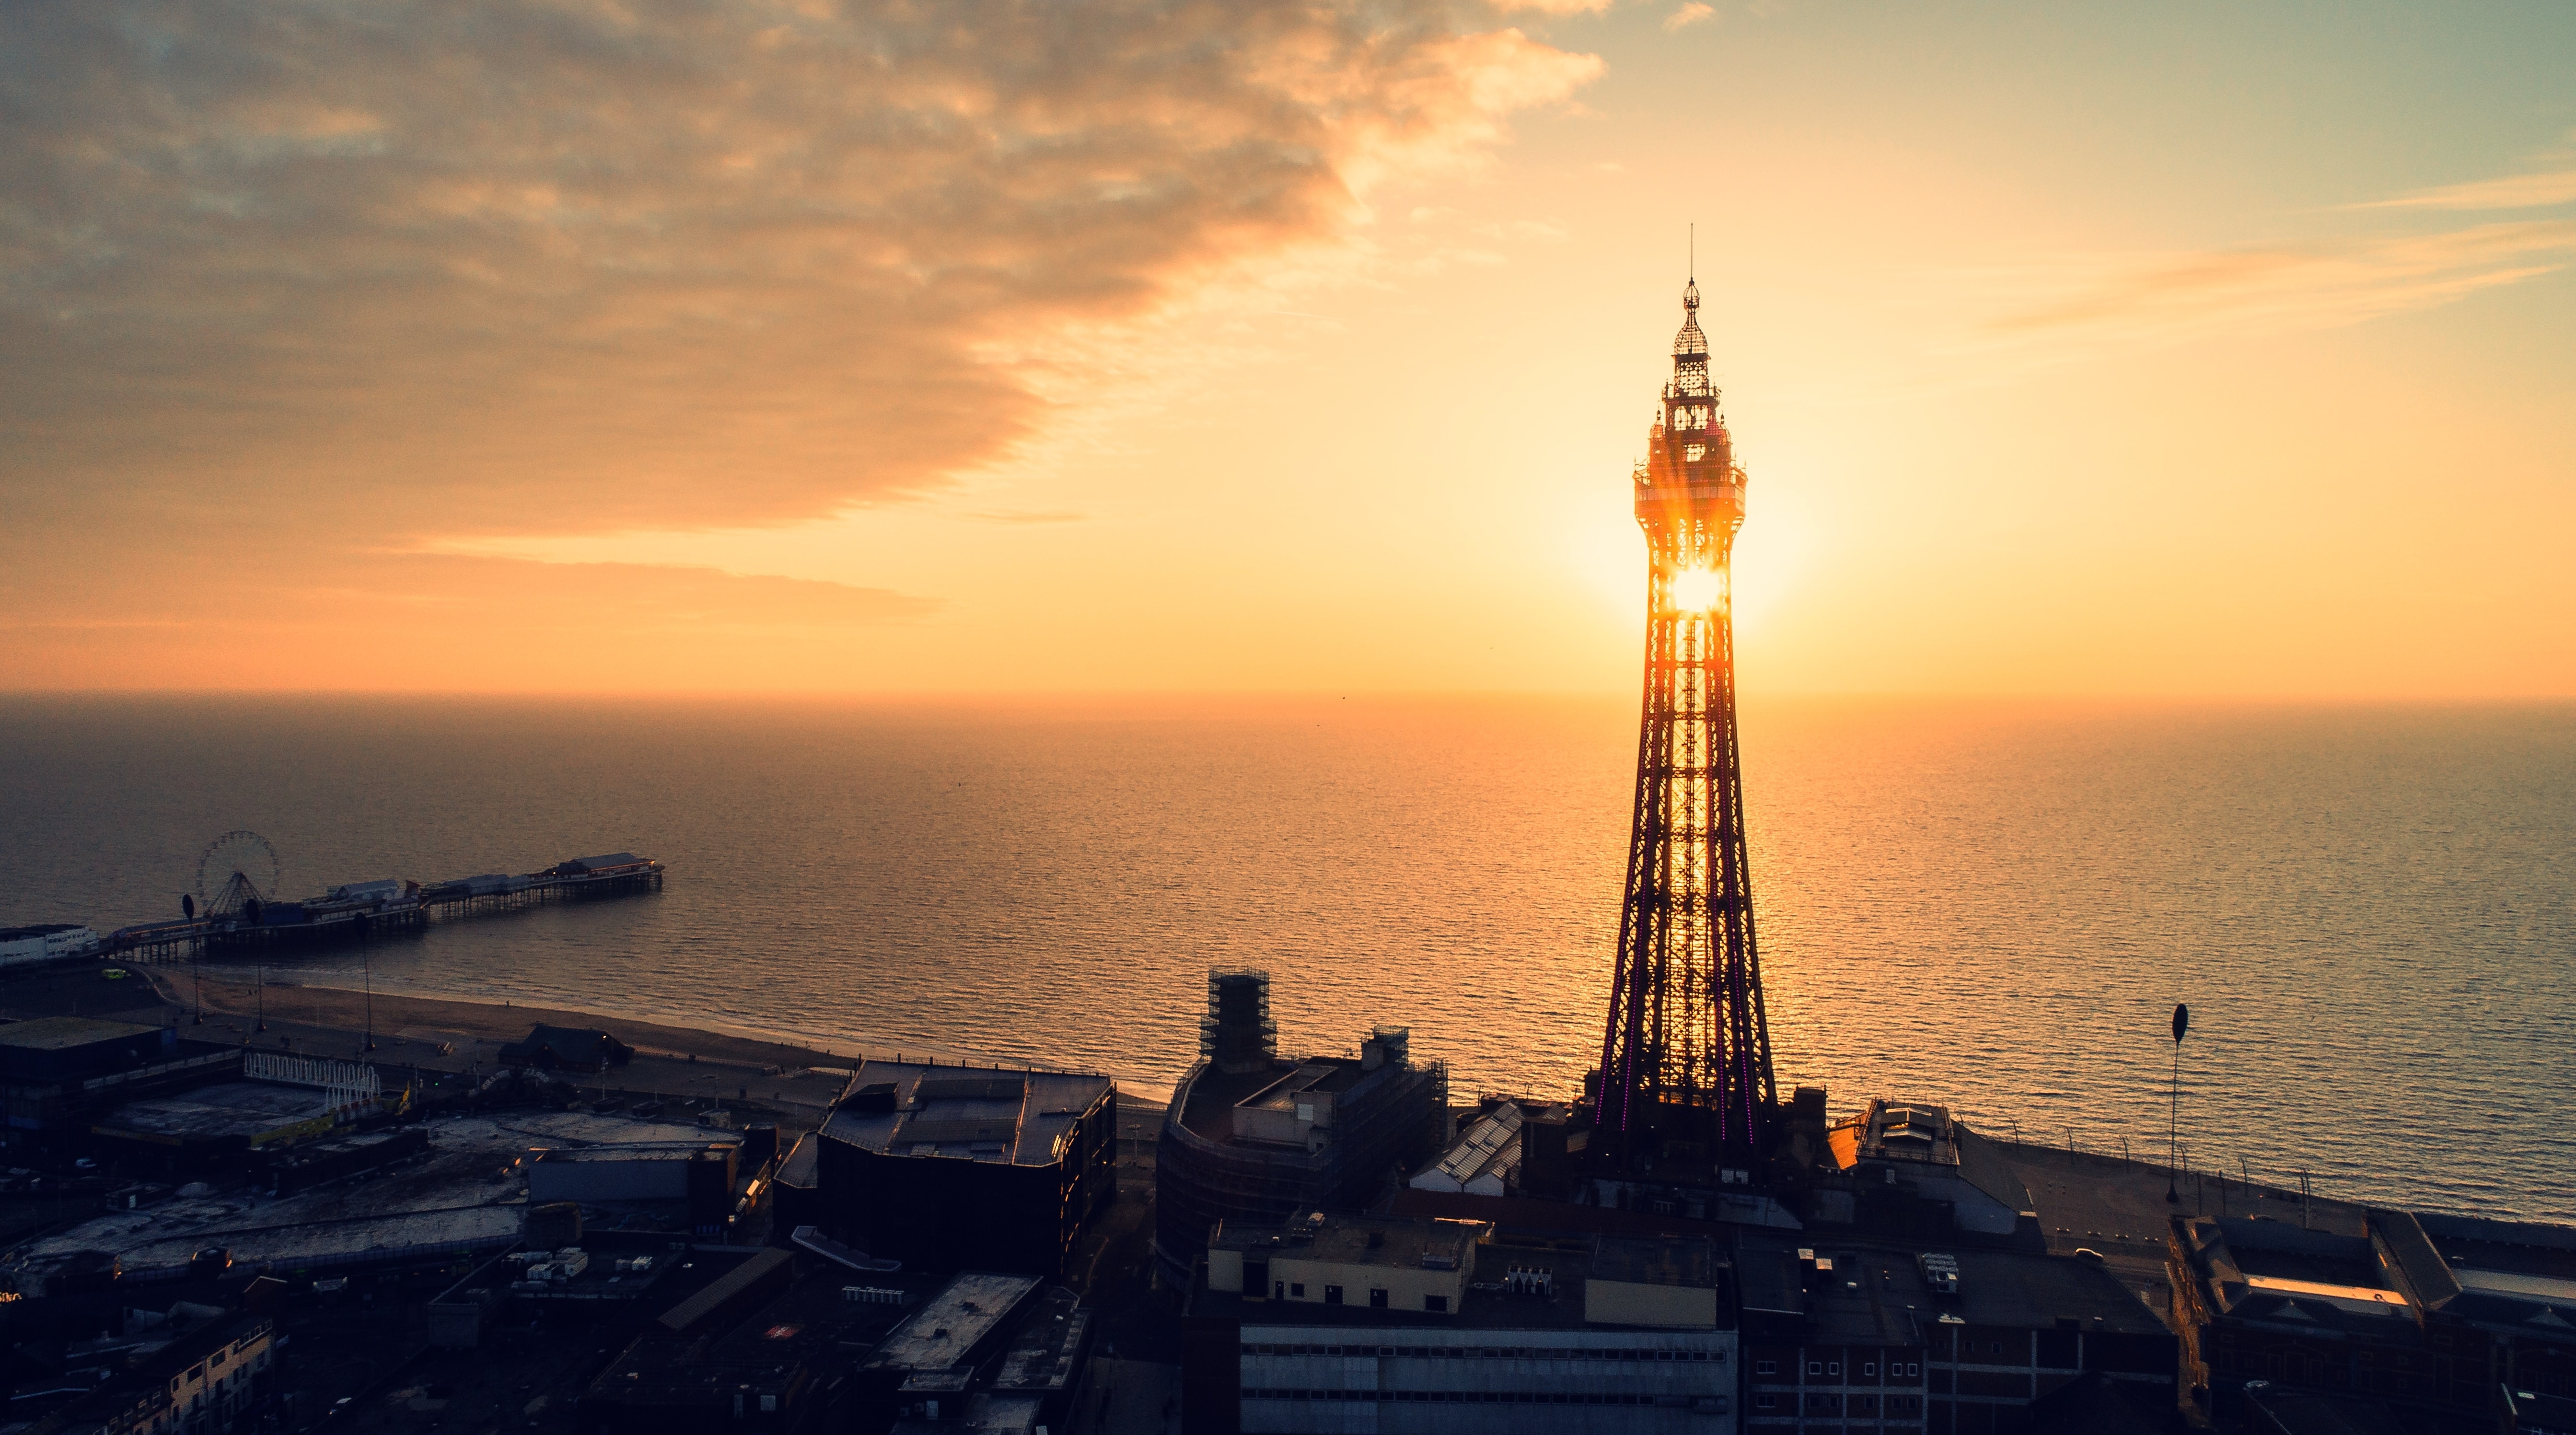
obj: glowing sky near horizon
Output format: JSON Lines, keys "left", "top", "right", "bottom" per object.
{"left": 4, "top": 0, "right": 2571, "bottom": 697}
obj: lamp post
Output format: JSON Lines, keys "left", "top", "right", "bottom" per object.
{"left": 2168, "top": 1002, "right": 2190, "bottom": 1204}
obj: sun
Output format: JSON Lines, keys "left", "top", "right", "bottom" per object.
{"left": 1668, "top": 565, "right": 1727, "bottom": 612}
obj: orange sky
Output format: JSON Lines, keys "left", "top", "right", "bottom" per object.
{"left": 4, "top": 0, "right": 2571, "bottom": 697}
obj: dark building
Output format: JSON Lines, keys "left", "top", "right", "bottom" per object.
{"left": 1156, "top": 969, "right": 1447, "bottom": 1289}
{"left": 26, "top": 1312, "right": 277, "bottom": 1435}
{"left": 1737, "top": 1233, "right": 2174, "bottom": 1434}
{"left": 2170, "top": 1209, "right": 2576, "bottom": 1432}
{"left": 813, "top": 1060, "right": 1115, "bottom": 1279}
{"left": 1184, "top": 1210, "right": 1737, "bottom": 1435}
{"left": 860, "top": 1273, "right": 1091, "bottom": 1433}
{"left": 1, "top": 1018, "right": 239, "bottom": 1151}
{"left": 498, "top": 1025, "right": 635, "bottom": 1072}
{"left": 579, "top": 1263, "right": 935, "bottom": 1435}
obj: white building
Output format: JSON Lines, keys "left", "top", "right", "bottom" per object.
{"left": 0, "top": 923, "right": 102, "bottom": 967}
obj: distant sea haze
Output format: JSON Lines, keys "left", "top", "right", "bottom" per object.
{"left": 2, "top": 695, "right": 2568, "bottom": 1221}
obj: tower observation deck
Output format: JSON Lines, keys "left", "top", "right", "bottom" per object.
{"left": 1594, "top": 277, "right": 1777, "bottom": 1174}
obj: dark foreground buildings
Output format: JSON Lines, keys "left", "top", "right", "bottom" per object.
{"left": 813, "top": 1058, "right": 1116, "bottom": 1279}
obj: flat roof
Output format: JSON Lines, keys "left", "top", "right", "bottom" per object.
{"left": 820, "top": 1061, "right": 1110, "bottom": 1168}
{"left": 1740, "top": 1235, "right": 2167, "bottom": 1346}
{"left": 1218, "top": 1211, "right": 1484, "bottom": 1275}
{"left": 1201, "top": 1232, "right": 1735, "bottom": 1334}
{"left": 96, "top": 1081, "right": 332, "bottom": 1141}
{"left": 868, "top": 1272, "right": 1042, "bottom": 1372}
{"left": 529, "top": 1143, "right": 730, "bottom": 1163}
{"left": 0, "top": 1016, "right": 165, "bottom": 1051}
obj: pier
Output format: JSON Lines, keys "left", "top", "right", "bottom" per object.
{"left": 101, "top": 852, "right": 664, "bottom": 963}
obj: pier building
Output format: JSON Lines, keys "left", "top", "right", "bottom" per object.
{"left": 1155, "top": 969, "right": 1448, "bottom": 1290}
{"left": 813, "top": 1058, "right": 1116, "bottom": 1280}
{"left": 1183, "top": 1209, "right": 1738, "bottom": 1435}
{"left": 0, "top": 924, "right": 102, "bottom": 968}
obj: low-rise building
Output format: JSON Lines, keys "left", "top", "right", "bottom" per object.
{"left": 30, "top": 1314, "right": 276, "bottom": 1435}
{"left": 0, "top": 924, "right": 103, "bottom": 967}
{"left": 2169, "top": 1208, "right": 2576, "bottom": 1431}
{"left": 1409, "top": 1097, "right": 1572, "bottom": 1199}
{"left": 814, "top": 1060, "right": 1115, "bottom": 1278}
{"left": 1820, "top": 1101, "right": 2036, "bottom": 1241}
{"left": 1738, "top": 1233, "right": 2174, "bottom": 1434}
{"left": 1185, "top": 1209, "right": 1738, "bottom": 1435}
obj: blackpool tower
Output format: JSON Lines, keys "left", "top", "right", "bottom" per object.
{"left": 1594, "top": 275, "right": 1778, "bottom": 1175}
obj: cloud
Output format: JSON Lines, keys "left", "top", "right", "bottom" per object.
{"left": 1665, "top": 3, "right": 1716, "bottom": 31}
{"left": 1948, "top": 142, "right": 2576, "bottom": 366}
{"left": 1983, "top": 221, "right": 2576, "bottom": 346}
{"left": 2355, "top": 169, "right": 2576, "bottom": 213}
{"left": 0, "top": 0, "right": 1597, "bottom": 679}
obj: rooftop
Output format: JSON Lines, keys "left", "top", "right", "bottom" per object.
{"left": 0, "top": 1015, "right": 164, "bottom": 1051}
{"left": 1741, "top": 1233, "right": 2167, "bottom": 1346}
{"left": 1214, "top": 1210, "right": 1484, "bottom": 1276}
{"left": 1200, "top": 1223, "right": 1737, "bottom": 1334}
{"left": 820, "top": 1060, "right": 1111, "bottom": 1168}
{"left": 867, "top": 1272, "right": 1044, "bottom": 1373}
{"left": 93, "top": 1080, "right": 334, "bottom": 1142}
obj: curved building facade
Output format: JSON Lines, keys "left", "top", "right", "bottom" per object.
{"left": 1154, "top": 970, "right": 1446, "bottom": 1289}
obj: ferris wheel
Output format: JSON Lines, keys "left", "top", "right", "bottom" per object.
{"left": 195, "top": 829, "right": 283, "bottom": 921}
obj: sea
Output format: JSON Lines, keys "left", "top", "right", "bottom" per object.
{"left": 1, "top": 695, "right": 2569, "bottom": 1221}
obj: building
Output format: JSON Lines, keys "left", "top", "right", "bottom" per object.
{"left": 1817, "top": 1101, "right": 2039, "bottom": 1241}
{"left": 577, "top": 1261, "right": 945, "bottom": 1435}
{"left": 1409, "top": 1097, "right": 1573, "bottom": 1199}
{"left": 813, "top": 1059, "right": 1115, "bottom": 1278}
{"left": 0, "top": 924, "right": 102, "bottom": 967}
{"left": 1737, "top": 1233, "right": 2175, "bottom": 1434}
{"left": 2170, "top": 1209, "right": 2576, "bottom": 1431}
{"left": 1185, "top": 1209, "right": 1737, "bottom": 1435}
{"left": 526, "top": 1142, "right": 739, "bottom": 1233}
{"left": 29, "top": 1313, "right": 276, "bottom": 1435}
{"left": 498, "top": 1024, "right": 635, "bottom": 1072}
{"left": 0, "top": 1018, "right": 238, "bottom": 1151}
{"left": 1157, "top": 969, "right": 1447, "bottom": 1288}
{"left": 855, "top": 1272, "right": 1093, "bottom": 1433}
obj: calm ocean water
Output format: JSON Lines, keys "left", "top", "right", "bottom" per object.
{"left": 1, "top": 696, "right": 2568, "bottom": 1220}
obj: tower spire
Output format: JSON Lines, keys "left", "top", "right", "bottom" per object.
{"left": 1595, "top": 266, "right": 1775, "bottom": 1174}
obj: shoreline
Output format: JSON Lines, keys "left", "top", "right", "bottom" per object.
{"left": 150, "top": 968, "right": 1181, "bottom": 1106}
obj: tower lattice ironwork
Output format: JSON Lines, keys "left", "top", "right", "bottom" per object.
{"left": 1596, "top": 276, "right": 1776, "bottom": 1161}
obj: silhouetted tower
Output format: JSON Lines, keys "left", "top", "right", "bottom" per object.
{"left": 1596, "top": 277, "right": 1777, "bottom": 1165}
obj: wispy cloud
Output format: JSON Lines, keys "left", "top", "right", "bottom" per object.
{"left": 1956, "top": 137, "right": 2576, "bottom": 362}
{"left": 1985, "top": 221, "right": 2576, "bottom": 345}
{"left": 1665, "top": 3, "right": 1717, "bottom": 31}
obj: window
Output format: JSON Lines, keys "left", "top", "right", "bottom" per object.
{"left": 1290, "top": 1283, "right": 1305, "bottom": 1298}
{"left": 1755, "top": 1395, "right": 1777, "bottom": 1411}
{"left": 1369, "top": 1289, "right": 1389, "bottom": 1309}
{"left": 1755, "top": 1360, "right": 1776, "bottom": 1376}
{"left": 1864, "top": 1363, "right": 1877, "bottom": 1377}
{"left": 1325, "top": 1285, "right": 1344, "bottom": 1305}
{"left": 1908, "top": 1363, "right": 1921, "bottom": 1377}
{"left": 1808, "top": 1361, "right": 1823, "bottom": 1376}
{"left": 1425, "top": 1295, "right": 1448, "bottom": 1313}
{"left": 1828, "top": 1362, "right": 1841, "bottom": 1376}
